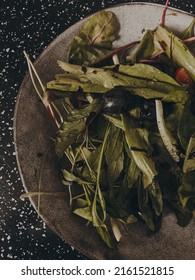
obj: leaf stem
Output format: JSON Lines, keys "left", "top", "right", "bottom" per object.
{"left": 161, "top": 0, "right": 169, "bottom": 27}
{"left": 155, "top": 99, "right": 180, "bottom": 162}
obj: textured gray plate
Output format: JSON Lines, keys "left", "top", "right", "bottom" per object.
{"left": 14, "top": 3, "right": 195, "bottom": 259}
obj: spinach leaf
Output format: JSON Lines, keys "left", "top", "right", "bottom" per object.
{"left": 69, "top": 45, "right": 110, "bottom": 66}
{"left": 105, "top": 124, "right": 124, "bottom": 186}
{"left": 55, "top": 100, "right": 101, "bottom": 157}
{"left": 138, "top": 176, "right": 161, "bottom": 231}
{"left": 68, "top": 11, "right": 120, "bottom": 65}
{"left": 178, "top": 106, "right": 195, "bottom": 150}
{"left": 125, "top": 158, "right": 141, "bottom": 189}
{"left": 122, "top": 114, "right": 158, "bottom": 188}
{"left": 179, "top": 171, "right": 195, "bottom": 212}
{"left": 55, "top": 61, "right": 185, "bottom": 100}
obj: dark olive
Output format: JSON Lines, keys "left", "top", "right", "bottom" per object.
{"left": 102, "top": 87, "right": 136, "bottom": 114}
{"left": 75, "top": 160, "right": 85, "bottom": 168}
{"left": 140, "top": 99, "right": 156, "bottom": 121}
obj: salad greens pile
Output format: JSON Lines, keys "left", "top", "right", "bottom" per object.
{"left": 26, "top": 10, "right": 195, "bottom": 248}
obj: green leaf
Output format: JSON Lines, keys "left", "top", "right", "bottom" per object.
{"left": 158, "top": 166, "right": 191, "bottom": 227}
{"left": 47, "top": 73, "right": 108, "bottom": 93}
{"left": 183, "top": 134, "right": 195, "bottom": 173}
{"left": 69, "top": 45, "right": 111, "bottom": 66}
{"left": 178, "top": 106, "right": 195, "bottom": 150}
{"left": 55, "top": 100, "right": 101, "bottom": 157}
{"left": 61, "top": 169, "right": 94, "bottom": 185}
{"left": 138, "top": 178, "right": 157, "bottom": 231}
{"left": 56, "top": 118, "right": 85, "bottom": 157}
{"left": 154, "top": 25, "right": 195, "bottom": 81}
{"left": 58, "top": 61, "right": 184, "bottom": 96}
{"left": 124, "top": 158, "right": 141, "bottom": 189}
{"left": 122, "top": 114, "right": 158, "bottom": 187}
{"left": 179, "top": 171, "right": 195, "bottom": 212}
{"left": 131, "top": 30, "right": 154, "bottom": 62}
{"left": 103, "top": 114, "right": 123, "bottom": 130}
{"left": 112, "top": 63, "right": 182, "bottom": 87}
{"left": 68, "top": 11, "right": 120, "bottom": 63}
{"left": 148, "top": 182, "right": 163, "bottom": 216}
{"left": 180, "top": 18, "right": 195, "bottom": 40}
{"left": 73, "top": 198, "right": 93, "bottom": 222}
{"left": 96, "top": 226, "right": 116, "bottom": 248}
{"left": 162, "top": 90, "right": 189, "bottom": 104}
{"left": 105, "top": 125, "right": 124, "bottom": 186}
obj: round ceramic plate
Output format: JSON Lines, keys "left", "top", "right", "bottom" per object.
{"left": 14, "top": 3, "right": 195, "bottom": 259}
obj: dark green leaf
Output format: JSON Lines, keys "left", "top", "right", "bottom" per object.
{"left": 183, "top": 134, "right": 195, "bottom": 173}
{"left": 105, "top": 125, "right": 124, "bottom": 186}
{"left": 178, "top": 106, "right": 195, "bottom": 150}
{"left": 68, "top": 11, "right": 120, "bottom": 62}
{"left": 179, "top": 171, "right": 195, "bottom": 212}
{"left": 103, "top": 114, "right": 123, "bottom": 130}
{"left": 148, "top": 182, "right": 163, "bottom": 216}
{"left": 138, "top": 177, "right": 158, "bottom": 231}
{"left": 122, "top": 114, "right": 158, "bottom": 187}
{"left": 125, "top": 158, "right": 141, "bottom": 188}
{"left": 96, "top": 226, "right": 116, "bottom": 248}
{"left": 55, "top": 100, "right": 101, "bottom": 157}
{"left": 69, "top": 45, "right": 110, "bottom": 66}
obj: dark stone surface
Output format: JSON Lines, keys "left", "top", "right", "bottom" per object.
{"left": 0, "top": 0, "right": 194, "bottom": 260}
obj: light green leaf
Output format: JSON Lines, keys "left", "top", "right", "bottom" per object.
{"left": 181, "top": 18, "right": 195, "bottom": 40}
{"left": 62, "top": 169, "right": 94, "bottom": 185}
{"left": 154, "top": 25, "right": 195, "bottom": 81}
{"left": 130, "top": 30, "right": 154, "bottom": 62}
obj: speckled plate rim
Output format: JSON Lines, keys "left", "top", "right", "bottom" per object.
{"left": 14, "top": 2, "right": 195, "bottom": 260}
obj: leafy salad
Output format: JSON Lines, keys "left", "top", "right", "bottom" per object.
{"left": 24, "top": 3, "right": 195, "bottom": 248}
